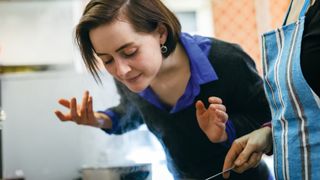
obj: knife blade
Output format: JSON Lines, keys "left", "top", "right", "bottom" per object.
{"left": 205, "top": 165, "right": 235, "bottom": 180}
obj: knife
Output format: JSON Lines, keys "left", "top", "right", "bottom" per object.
{"left": 205, "top": 165, "right": 235, "bottom": 180}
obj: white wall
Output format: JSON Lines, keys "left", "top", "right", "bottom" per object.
{"left": 163, "top": 0, "right": 214, "bottom": 36}
{"left": 1, "top": 70, "right": 117, "bottom": 179}
{"left": 0, "top": 1, "right": 77, "bottom": 65}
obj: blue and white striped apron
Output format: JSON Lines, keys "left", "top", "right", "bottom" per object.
{"left": 262, "top": 0, "right": 320, "bottom": 179}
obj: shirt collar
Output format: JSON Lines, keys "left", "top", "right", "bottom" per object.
{"left": 180, "top": 32, "right": 218, "bottom": 84}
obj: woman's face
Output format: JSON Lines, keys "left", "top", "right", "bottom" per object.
{"left": 89, "top": 20, "right": 165, "bottom": 93}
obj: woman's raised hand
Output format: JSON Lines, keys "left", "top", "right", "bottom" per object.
{"left": 54, "top": 91, "right": 110, "bottom": 128}
{"left": 196, "top": 96, "right": 229, "bottom": 142}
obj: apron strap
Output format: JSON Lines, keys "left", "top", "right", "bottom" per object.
{"left": 299, "top": 0, "right": 312, "bottom": 17}
{"left": 283, "top": 0, "right": 294, "bottom": 25}
{"left": 283, "top": 0, "right": 311, "bottom": 25}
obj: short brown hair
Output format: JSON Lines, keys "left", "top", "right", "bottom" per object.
{"left": 75, "top": 0, "right": 181, "bottom": 81}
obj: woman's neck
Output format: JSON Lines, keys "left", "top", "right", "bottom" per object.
{"left": 150, "top": 43, "right": 191, "bottom": 106}
{"left": 158, "top": 44, "right": 187, "bottom": 75}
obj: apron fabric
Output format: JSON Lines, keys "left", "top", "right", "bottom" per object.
{"left": 262, "top": 0, "right": 320, "bottom": 179}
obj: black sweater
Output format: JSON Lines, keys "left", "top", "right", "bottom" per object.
{"left": 301, "top": 0, "right": 320, "bottom": 97}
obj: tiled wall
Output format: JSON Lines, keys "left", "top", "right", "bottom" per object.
{"left": 211, "top": 0, "right": 290, "bottom": 74}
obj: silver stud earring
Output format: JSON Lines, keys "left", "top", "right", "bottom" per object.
{"left": 160, "top": 44, "right": 168, "bottom": 54}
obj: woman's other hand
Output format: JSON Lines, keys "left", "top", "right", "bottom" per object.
{"left": 196, "top": 96, "right": 228, "bottom": 142}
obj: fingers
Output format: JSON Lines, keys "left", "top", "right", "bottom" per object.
{"left": 195, "top": 100, "right": 209, "bottom": 129}
{"left": 222, "top": 140, "right": 245, "bottom": 179}
{"left": 70, "top": 97, "right": 80, "bottom": 123}
{"left": 208, "top": 96, "right": 222, "bottom": 104}
{"left": 235, "top": 141, "right": 258, "bottom": 167}
{"left": 233, "top": 152, "right": 262, "bottom": 173}
{"left": 208, "top": 97, "right": 227, "bottom": 121}
{"left": 58, "top": 99, "right": 71, "bottom": 108}
{"left": 210, "top": 106, "right": 228, "bottom": 122}
{"left": 196, "top": 97, "right": 226, "bottom": 113}
{"left": 54, "top": 110, "right": 72, "bottom": 121}
{"left": 55, "top": 99, "right": 72, "bottom": 121}
{"left": 55, "top": 90, "right": 95, "bottom": 126}
{"left": 87, "top": 96, "right": 95, "bottom": 122}
{"left": 195, "top": 100, "right": 206, "bottom": 116}
{"left": 209, "top": 103, "right": 226, "bottom": 112}
{"left": 196, "top": 99, "right": 228, "bottom": 129}
{"left": 80, "top": 91, "right": 89, "bottom": 124}
{"left": 253, "top": 153, "right": 263, "bottom": 168}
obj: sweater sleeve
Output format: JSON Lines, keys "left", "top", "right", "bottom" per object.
{"left": 100, "top": 79, "right": 144, "bottom": 135}
{"left": 228, "top": 46, "right": 272, "bottom": 138}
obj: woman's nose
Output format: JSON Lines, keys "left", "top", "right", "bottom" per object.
{"left": 115, "top": 59, "right": 131, "bottom": 78}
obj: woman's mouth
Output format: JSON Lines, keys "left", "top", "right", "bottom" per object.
{"left": 125, "top": 74, "right": 142, "bottom": 83}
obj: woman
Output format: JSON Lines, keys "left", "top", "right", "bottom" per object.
{"left": 54, "top": 0, "right": 272, "bottom": 179}
{"left": 222, "top": 0, "right": 320, "bottom": 179}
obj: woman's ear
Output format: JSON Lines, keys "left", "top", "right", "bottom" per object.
{"left": 157, "top": 23, "right": 168, "bottom": 44}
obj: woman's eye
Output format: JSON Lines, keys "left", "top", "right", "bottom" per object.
{"left": 123, "top": 48, "right": 137, "bottom": 57}
{"left": 104, "top": 58, "right": 114, "bottom": 65}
